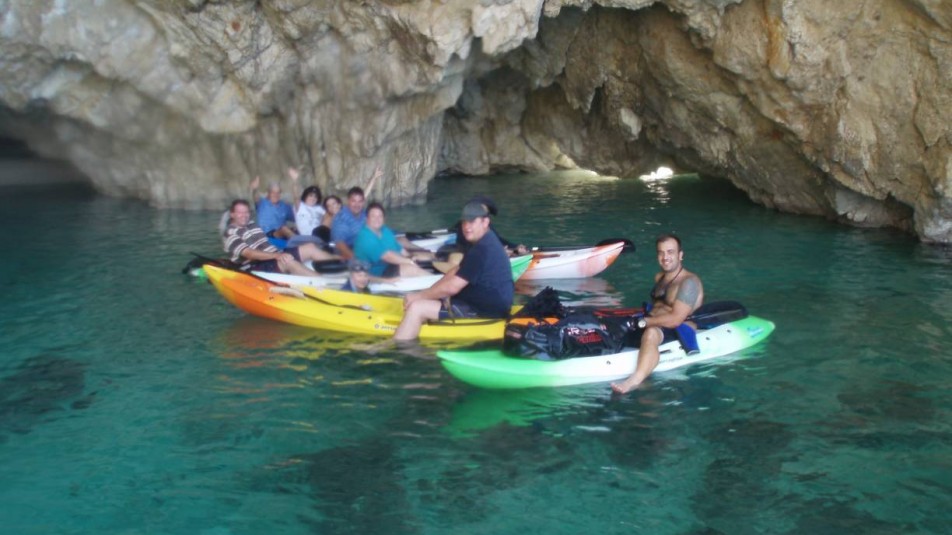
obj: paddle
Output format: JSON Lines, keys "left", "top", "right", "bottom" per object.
{"left": 184, "top": 252, "right": 240, "bottom": 274}
{"left": 182, "top": 254, "right": 210, "bottom": 274}
{"left": 187, "top": 252, "right": 347, "bottom": 276}
{"left": 593, "top": 307, "right": 645, "bottom": 318}
{"left": 590, "top": 301, "right": 747, "bottom": 330}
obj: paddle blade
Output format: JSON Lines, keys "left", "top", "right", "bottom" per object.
{"left": 183, "top": 253, "right": 237, "bottom": 274}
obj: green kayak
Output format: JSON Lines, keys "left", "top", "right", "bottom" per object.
{"left": 436, "top": 315, "right": 775, "bottom": 389}
{"left": 509, "top": 253, "right": 532, "bottom": 280}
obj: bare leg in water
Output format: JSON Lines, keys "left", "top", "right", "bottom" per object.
{"left": 611, "top": 327, "right": 664, "bottom": 393}
{"left": 393, "top": 298, "right": 441, "bottom": 341}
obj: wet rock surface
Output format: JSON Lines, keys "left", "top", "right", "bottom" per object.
{"left": 0, "top": 1, "right": 948, "bottom": 241}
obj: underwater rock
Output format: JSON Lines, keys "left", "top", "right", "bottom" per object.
{"left": 286, "top": 439, "right": 420, "bottom": 535}
{"left": 692, "top": 418, "right": 793, "bottom": 529}
{"left": 0, "top": 355, "right": 91, "bottom": 440}
{"left": 836, "top": 380, "right": 936, "bottom": 423}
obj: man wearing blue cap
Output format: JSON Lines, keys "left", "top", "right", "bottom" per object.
{"left": 393, "top": 198, "right": 514, "bottom": 340}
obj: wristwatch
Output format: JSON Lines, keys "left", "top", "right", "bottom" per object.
{"left": 637, "top": 318, "right": 648, "bottom": 329}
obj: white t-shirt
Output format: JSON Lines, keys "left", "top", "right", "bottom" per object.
{"left": 295, "top": 203, "right": 326, "bottom": 236}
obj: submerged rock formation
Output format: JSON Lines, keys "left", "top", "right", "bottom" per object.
{"left": 0, "top": 1, "right": 949, "bottom": 242}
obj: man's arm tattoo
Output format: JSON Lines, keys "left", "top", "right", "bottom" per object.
{"left": 676, "top": 277, "right": 700, "bottom": 305}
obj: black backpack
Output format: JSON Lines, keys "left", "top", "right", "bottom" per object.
{"left": 504, "top": 288, "right": 636, "bottom": 360}
{"left": 505, "top": 289, "right": 749, "bottom": 361}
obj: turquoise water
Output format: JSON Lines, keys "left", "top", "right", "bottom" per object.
{"left": 1, "top": 172, "right": 950, "bottom": 534}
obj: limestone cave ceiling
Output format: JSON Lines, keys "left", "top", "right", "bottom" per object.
{"left": 0, "top": 0, "right": 949, "bottom": 242}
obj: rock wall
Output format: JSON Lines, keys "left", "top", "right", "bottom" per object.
{"left": 0, "top": 0, "right": 949, "bottom": 241}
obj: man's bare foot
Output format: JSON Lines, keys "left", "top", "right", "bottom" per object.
{"left": 394, "top": 339, "right": 435, "bottom": 360}
{"left": 610, "top": 376, "right": 641, "bottom": 394}
{"left": 352, "top": 339, "right": 395, "bottom": 354}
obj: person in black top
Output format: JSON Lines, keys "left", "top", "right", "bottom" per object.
{"left": 393, "top": 199, "right": 514, "bottom": 340}
{"left": 449, "top": 196, "right": 528, "bottom": 256}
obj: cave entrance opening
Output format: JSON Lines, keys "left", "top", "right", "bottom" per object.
{"left": 638, "top": 166, "right": 676, "bottom": 181}
{"left": 0, "top": 135, "right": 91, "bottom": 189}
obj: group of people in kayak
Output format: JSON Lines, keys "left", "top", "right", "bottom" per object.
{"left": 220, "top": 167, "right": 517, "bottom": 337}
{"left": 225, "top": 166, "right": 425, "bottom": 279}
{"left": 220, "top": 166, "right": 704, "bottom": 393}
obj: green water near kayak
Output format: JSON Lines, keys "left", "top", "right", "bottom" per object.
{"left": 0, "top": 173, "right": 950, "bottom": 534}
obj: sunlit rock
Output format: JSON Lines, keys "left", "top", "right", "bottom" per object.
{"left": 0, "top": 0, "right": 948, "bottom": 242}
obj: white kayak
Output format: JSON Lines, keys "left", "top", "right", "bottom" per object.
{"left": 256, "top": 270, "right": 439, "bottom": 293}
{"left": 368, "top": 274, "right": 443, "bottom": 293}
{"left": 522, "top": 240, "right": 626, "bottom": 280}
{"left": 254, "top": 270, "right": 347, "bottom": 288}
{"left": 256, "top": 253, "right": 532, "bottom": 293}
{"left": 402, "top": 230, "right": 455, "bottom": 252}
{"left": 258, "top": 271, "right": 492, "bottom": 294}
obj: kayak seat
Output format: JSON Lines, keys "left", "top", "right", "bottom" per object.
{"left": 404, "top": 231, "right": 436, "bottom": 240}
{"left": 689, "top": 301, "right": 748, "bottom": 330}
{"left": 311, "top": 259, "right": 348, "bottom": 274}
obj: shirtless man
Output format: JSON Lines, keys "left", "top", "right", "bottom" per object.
{"left": 611, "top": 233, "right": 704, "bottom": 393}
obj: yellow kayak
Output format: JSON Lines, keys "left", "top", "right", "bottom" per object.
{"left": 204, "top": 265, "right": 515, "bottom": 341}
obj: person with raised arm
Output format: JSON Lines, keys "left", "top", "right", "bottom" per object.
{"left": 330, "top": 166, "right": 381, "bottom": 259}
{"left": 249, "top": 175, "right": 296, "bottom": 240}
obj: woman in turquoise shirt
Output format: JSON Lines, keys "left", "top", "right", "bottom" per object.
{"left": 354, "top": 202, "right": 432, "bottom": 277}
